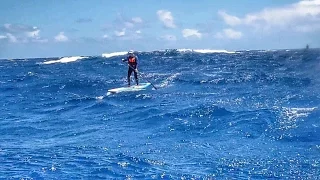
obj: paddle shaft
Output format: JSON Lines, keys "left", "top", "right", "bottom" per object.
{"left": 126, "top": 63, "right": 157, "bottom": 90}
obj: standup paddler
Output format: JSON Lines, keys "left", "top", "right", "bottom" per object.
{"left": 122, "top": 50, "right": 139, "bottom": 86}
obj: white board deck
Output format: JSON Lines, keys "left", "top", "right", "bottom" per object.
{"left": 107, "top": 83, "right": 151, "bottom": 94}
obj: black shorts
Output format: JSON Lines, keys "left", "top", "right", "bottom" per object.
{"left": 128, "top": 65, "right": 138, "bottom": 79}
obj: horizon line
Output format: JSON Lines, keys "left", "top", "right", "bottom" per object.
{"left": 1, "top": 47, "right": 318, "bottom": 60}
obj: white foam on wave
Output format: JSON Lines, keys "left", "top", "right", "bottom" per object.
{"left": 96, "top": 95, "right": 105, "bottom": 100}
{"left": 102, "top": 51, "right": 127, "bottom": 58}
{"left": 177, "top": 49, "right": 236, "bottom": 54}
{"left": 43, "top": 56, "right": 88, "bottom": 64}
{"left": 159, "top": 72, "right": 180, "bottom": 88}
{"left": 101, "top": 49, "right": 236, "bottom": 57}
{"left": 276, "top": 107, "right": 317, "bottom": 130}
{"left": 282, "top": 107, "right": 316, "bottom": 120}
{"left": 176, "top": 48, "right": 192, "bottom": 52}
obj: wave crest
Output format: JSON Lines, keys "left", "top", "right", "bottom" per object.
{"left": 102, "top": 51, "right": 127, "bottom": 58}
{"left": 100, "top": 49, "right": 236, "bottom": 59}
{"left": 177, "top": 49, "right": 236, "bottom": 54}
{"left": 43, "top": 56, "right": 88, "bottom": 64}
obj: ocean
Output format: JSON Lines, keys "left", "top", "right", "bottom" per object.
{"left": 0, "top": 49, "right": 319, "bottom": 179}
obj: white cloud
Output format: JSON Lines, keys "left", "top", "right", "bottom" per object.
{"left": 116, "top": 34, "right": 142, "bottom": 41}
{"left": 4, "top": 24, "right": 11, "bottom": 30}
{"left": 218, "top": 11, "right": 242, "bottom": 26}
{"left": 135, "top": 30, "right": 141, "bottom": 34}
{"left": 111, "top": 14, "right": 144, "bottom": 31}
{"left": 0, "top": 35, "right": 7, "bottom": 39}
{"left": 132, "top": 17, "right": 143, "bottom": 23}
{"left": 6, "top": 33, "right": 18, "bottom": 43}
{"left": 124, "top": 22, "right": 134, "bottom": 28}
{"left": 299, "top": 0, "right": 320, "bottom": 5}
{"left": 123, "top": 17, "right": 143, "bottom": 28}
{"left": 1, "top": 24, "right": 49, "bottom": 43}
{"left": 218, "top": 0, "right": 320, "bottom": 32}
{"left": 103, "top": 34, "right": 109, "bottom": 39}
{"left": 26, "top": 29, "right": 40, "bottom": 39}
{"left": 54, "top": 32, "right": 68, "bottom": 42}
{"left": 114, "top": 28, "right": 126, "bottom": 37}
{"left": 182, "top": 29, "right": 202, "bottom": 39}
{"left": 157, "top": 10, "right": 176, "bottom": 28}
{"left": 215, "top": 29, "right": 243, "bottom": 39}
{"left": 26, "top": 29, "right": 48, "bottom": 42}
{"left": 3, "top": 24, "right": 37, "bottom": 33}
{"left": 160, "top": 34, "right": 177, "bottom": 41}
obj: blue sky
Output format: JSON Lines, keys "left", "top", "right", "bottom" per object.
{"left": 0, "top": 0, "right": 320, "bottom": 58}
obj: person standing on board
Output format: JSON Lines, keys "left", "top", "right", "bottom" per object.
{"left": 122, "top": 50, "right": 139, "bottom": 86}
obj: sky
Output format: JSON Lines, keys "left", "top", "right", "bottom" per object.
{"left": 0, "top": 0, "right": 320, "bottom": 58}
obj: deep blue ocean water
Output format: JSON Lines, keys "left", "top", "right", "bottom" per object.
{"left": 1, "top": 49, "right": 320, "bottom": 179}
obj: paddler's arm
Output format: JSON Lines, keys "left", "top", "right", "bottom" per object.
{"left": 122, "top": 57, "right": 128, "bottom": 62}
{"left": 135, "top": 56, "right": 139, "bottom": 73}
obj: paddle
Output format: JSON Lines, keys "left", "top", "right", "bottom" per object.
{"left": 122, "top": 60, "right": 158, "bottom": 90}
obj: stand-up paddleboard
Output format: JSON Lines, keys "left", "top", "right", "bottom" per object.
{"left": 107, "top": 82, "right": 151, "bottom": 94}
